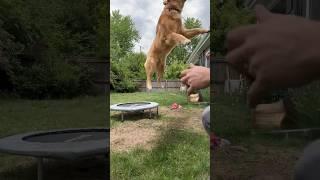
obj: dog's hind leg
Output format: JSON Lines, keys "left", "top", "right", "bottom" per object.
{"left": 156, "top": 61, "right": 165, "bottom": 89}
{"left": 144, "top": 58, "right": 156, "bottom": 91}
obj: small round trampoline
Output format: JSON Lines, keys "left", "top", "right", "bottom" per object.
{"left": 110, "top": 101, "right": 159, "bottom": 121}
{"left": 0, "top": 128, "right": 109, "bottom": 180}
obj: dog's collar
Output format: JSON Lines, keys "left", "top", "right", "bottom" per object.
{"left": 166, "top": 6, "right": 181, "bottom": 13}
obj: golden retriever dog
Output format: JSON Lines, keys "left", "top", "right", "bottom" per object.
{"left": 144, "top": 0, "right": 209, "bottom": 90}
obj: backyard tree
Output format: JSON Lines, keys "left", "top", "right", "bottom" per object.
{"left": 97, "top": 0, "right": 108, "bottom": 58}
{"left": 110, "top": 10, "right": 144, "bottom": 92}
{"left": 0, "top": 0, "right": 105, "bottom": 98}
{"left": 110, "top": 10, "right": 140, "bottom": 60}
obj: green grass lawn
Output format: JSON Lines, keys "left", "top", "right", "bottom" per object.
{"left": 111, "top": 91, "right": 206, "bottom": 107}
{"left": 0, "top": 95, "right": 107, "bottom": 180}
{"left": 111, "top": 129, "right": 209, "bottom": 180}
{"left": 111, "top": 91, "right": 210, "bottom": 180}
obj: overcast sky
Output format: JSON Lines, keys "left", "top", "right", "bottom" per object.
{"left": 110, "top": 0, "right": 210, "bottom": 53}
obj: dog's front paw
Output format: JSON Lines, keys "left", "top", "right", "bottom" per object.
{"left": 202, "top": 29, "right": 210, "bottom": 34}
{"left": 181, "top": 39, "right": 191, "bottom": 45}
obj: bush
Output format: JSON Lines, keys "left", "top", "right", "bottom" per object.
{"left": 10, "top": 58, "right": 96, "bottom": 99}
{"left": 165, "top": 59, "right": 188, "bottom": 80}
{"left": 289, "top": 81, "right": 320, "bottom": 128}
{"left": 0, "top": 0, "right": 105, "bottom": 99}
{"left": 111, "top": 59, "right": 137, "bottom": 93}
{"left": 123, "top": 52, "right": 146, "bottom": 80}
{"left": 78, "top": 63, "right": 98, "bottom": 95}
{"left": 51, "top": 62, "right": 82, "bottom": 98}
{"left": 110, "top": 52, "right": 146, "bottom": 92}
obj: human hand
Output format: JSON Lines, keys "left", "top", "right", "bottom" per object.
{"left": 180, "top": 64, "right": 210, "bottom": 95}
{"left": 226, "top": 5, "right": 320, "bottom": 107}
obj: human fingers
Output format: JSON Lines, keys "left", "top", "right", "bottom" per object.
{"left": 226, "top": 25, "right": 256, "bottom": 51}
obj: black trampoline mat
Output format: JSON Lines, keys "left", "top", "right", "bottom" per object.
{"left": 117, "top": 102, "right": 151, "bottom": 107}
{"left": 0, "top": 128, "right": 109, "bottom": 160}
{"left": 23, "top": 130, "right": 108, "bottom": 143}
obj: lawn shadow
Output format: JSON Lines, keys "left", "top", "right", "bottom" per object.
{"left": 1, "top": 156, "right": 109, "bottom": 180}
{"left": 110, "top": 111, "right": 160, "bottom": 122}
{"left": 141, "top": 113, "right": 209, "bottom": 178}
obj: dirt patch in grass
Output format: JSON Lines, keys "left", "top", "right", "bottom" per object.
{"left": 111, "top": 120, "right": 161, "bottom": 152}
{"left": 111, "top": 106, "right": 207, "bottom": 152}
{"left": 161, "top": 107, "right": 206, "bottom": 133}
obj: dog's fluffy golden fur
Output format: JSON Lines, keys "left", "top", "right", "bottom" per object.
{"left": 144, "top": 0, "right": 209, "bottom": 90}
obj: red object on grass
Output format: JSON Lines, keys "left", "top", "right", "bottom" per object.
{"left": 210, "top": 133, "right": 221, "bottom": 149}
{"left": 170, "top": 103, "right": 182, "bottom": 110}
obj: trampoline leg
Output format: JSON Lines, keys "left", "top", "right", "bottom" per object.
{"left": 37, "top": 158, "right": 44, "bottom": 180}
{"left": 157, "top": 107, "right": 159, "bottom": 117}
{"left": 149, "top": 109, "right": 152, "bottom": 119}
{"left": 121, "top": 112, "right": 124, "bottom": 121}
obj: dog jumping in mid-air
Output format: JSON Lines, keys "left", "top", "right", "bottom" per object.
{"left": 144, "top": 0, "right": 209, "bottom": 90}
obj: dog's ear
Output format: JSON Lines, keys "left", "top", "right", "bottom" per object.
{"left": 163, "top": 0, "right": 168, "bottom": 5}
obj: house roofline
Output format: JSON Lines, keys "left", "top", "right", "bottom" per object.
{"left": 186, "top": 33, "right": 210, "bottom": 64}
{"left": 244, "top": 0, "right": 281, "bottom": 9}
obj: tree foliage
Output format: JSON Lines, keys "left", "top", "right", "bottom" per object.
{"left": 110, "top": 10, "right": 142, "bottom": 92}
{"left": 0, "top": 0, "right": 106, "bottom": 98}
{"left": 110, "top": 52, "right": 146, "bottom": 92}
{"left": 110, "top": 10, "right": 140, "bottom": 60}
{"left": 165, "top": 59, "right": 188, "bottom": 80}
{"left": 211, "top": 0, "right": 255, "bottom": 56}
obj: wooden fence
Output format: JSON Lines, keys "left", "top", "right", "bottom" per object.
{"left": 76, "top": 57, "right": 109, "bottom": 94}
{"left": 70, "top": 56, "right": 245, "bottom": 95}
{"left": 211, "top": 57, "right": 244, "bottom": 95}
{"left": 134, "top": 80, "right": 182, "bottom": 92}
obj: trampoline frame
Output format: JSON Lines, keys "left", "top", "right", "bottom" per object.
{"left": 34, "top": 154, "right": 107, "bottom": 180}
{"left": 0, "top": 128, "right": 109, "bottom": 180}
{"left": 110, "top": 102, "right": 159, "bottom": 121}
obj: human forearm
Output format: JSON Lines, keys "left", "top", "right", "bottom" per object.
{"left": 203, "top": 68, "right": 210, "bottom": 88}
